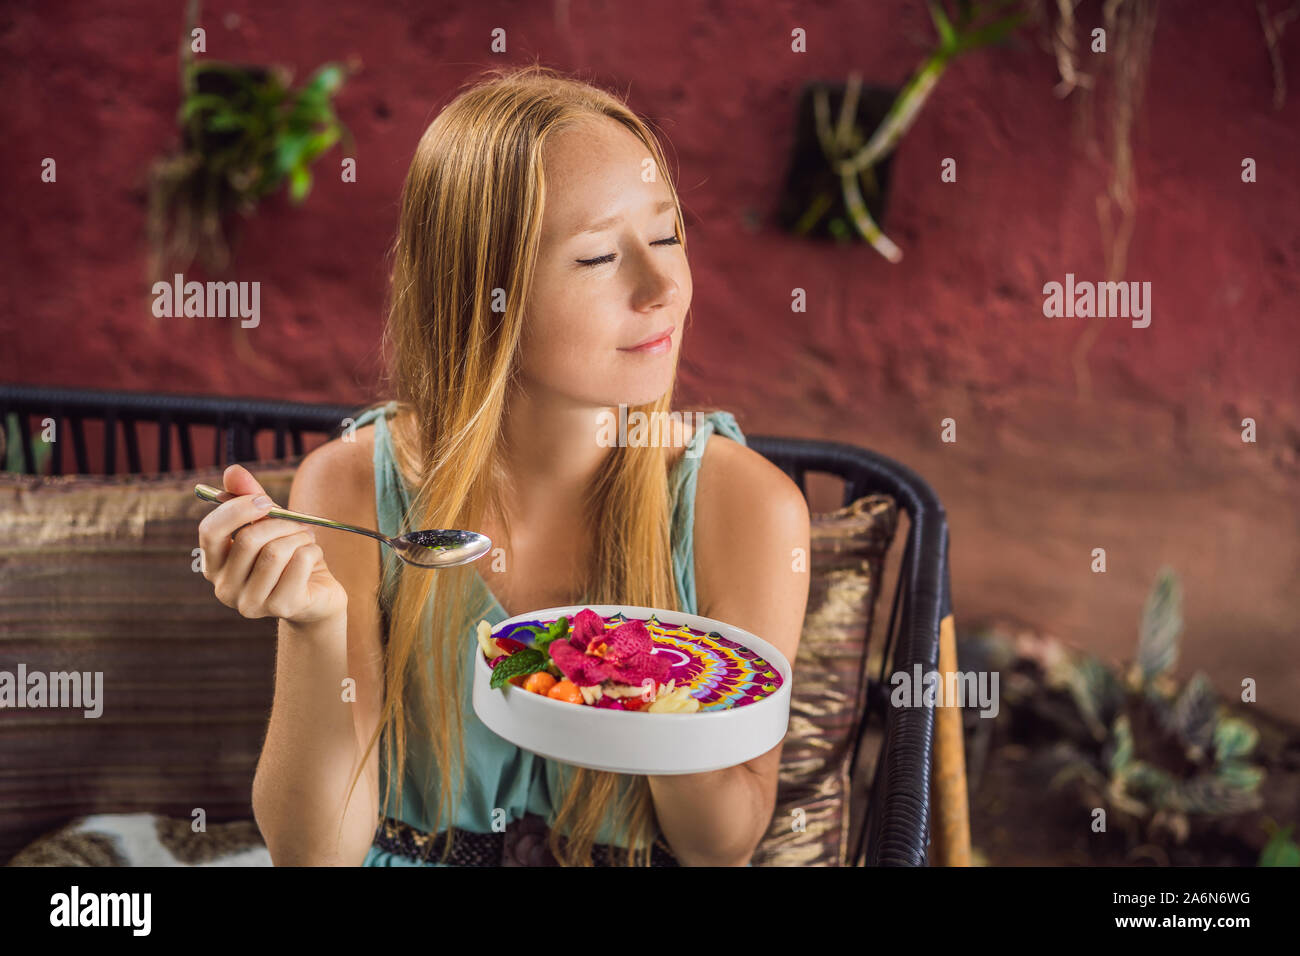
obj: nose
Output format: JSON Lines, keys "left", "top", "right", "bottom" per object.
{"left": 630, "top": 247, "right": 679, "bottom": 313}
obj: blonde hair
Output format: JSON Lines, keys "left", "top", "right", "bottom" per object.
{"left": 344, "top": 63, "right": 695, "bottom": 866}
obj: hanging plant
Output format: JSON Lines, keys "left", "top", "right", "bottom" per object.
{"left": 776, "top": 82, "right": 903, "bottom": 246}
{"left": 778, "top": 1, "right": 1024, "bottom": 261}
{"left": 146, "top": 2, "right": 353, "bottom": 277}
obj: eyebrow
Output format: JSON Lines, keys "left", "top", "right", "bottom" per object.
{"left": 572, "top": 198, "right": 677, "bottom": 237}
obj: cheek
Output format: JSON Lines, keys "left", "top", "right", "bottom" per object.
{"left": 520, "top": 285, "right": 614, "bottom": 378}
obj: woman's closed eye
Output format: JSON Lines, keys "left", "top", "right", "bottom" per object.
{"left": 577, "top": 235, "right": 680, "bottom": 267}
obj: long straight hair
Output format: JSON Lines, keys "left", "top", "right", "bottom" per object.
{"left": 343, "top": 64, "right": 694, "bottom": 866}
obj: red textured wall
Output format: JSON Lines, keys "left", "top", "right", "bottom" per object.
{"left": 2, "top": 2, "right": 1298, "bottom": 718}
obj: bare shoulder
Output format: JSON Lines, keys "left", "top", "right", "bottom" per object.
{"left": 691, "top": 427, "right": 811, "bottom": 627}
{"left": 662, "top": 410, "right": 808, "bottom": 530}
{"left": 288, "top": 424, "right": 377, "bottom": 528}
{"left": 693, "top": 432, "right": 810, "bottom": 546}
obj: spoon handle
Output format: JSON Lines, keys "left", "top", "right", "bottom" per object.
{"left": 194, "top": 483, "right": 389, "bottom": 545}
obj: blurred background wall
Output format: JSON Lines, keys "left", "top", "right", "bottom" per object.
{"left": 2, "top": 1, "right": 1297, "bottom": 718}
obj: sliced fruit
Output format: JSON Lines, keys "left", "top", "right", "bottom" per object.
{"left": 547, "top": 678, "right": 584, "bottom": 704}
{"left": 647, "top": 685, "right": 700, "bottom": 713}
{"left": 523, "top": 672, "right": 557, "bottom": 696}
{"left": 475, "top": 620, "right": 498, "bottom": 658}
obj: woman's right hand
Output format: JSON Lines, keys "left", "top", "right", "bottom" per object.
{"left": 197, "top": 463, "right": 348, "bottom": 626}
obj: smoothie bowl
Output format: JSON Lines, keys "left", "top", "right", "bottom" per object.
{"left": 470, "top": 605, "right": 792, "bottom": 775}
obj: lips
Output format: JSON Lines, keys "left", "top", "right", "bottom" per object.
{"left": 621, "top": 326, "right": 674, "bottom": 351}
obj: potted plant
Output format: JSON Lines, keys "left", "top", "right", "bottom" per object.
{"left": 1046, "top": 568, "right": 1266, "bottom": 846}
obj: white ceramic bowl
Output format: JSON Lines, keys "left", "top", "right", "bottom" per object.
{"left": 472, "top": 604, "right": 792, "bottom": 775}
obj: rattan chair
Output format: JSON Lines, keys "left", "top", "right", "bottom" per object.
{"left": 0, "top": 383, "right": 969, "bottom": 865}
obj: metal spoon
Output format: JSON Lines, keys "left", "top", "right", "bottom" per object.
{"left": 194, "top": 483, "right": 492, "bottom": 569}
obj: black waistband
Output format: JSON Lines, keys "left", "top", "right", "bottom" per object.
{"left": 373, "top": 814, "right": 681, "bottom": 867}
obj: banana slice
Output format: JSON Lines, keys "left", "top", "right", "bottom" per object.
{"left": 475, "top": 620, "right": 497, "bottom": 659}
{"left": 647, "top": 685, "right": 700, "bottom": 713}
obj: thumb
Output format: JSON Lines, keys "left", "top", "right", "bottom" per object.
{"left": 223, "top": 463, "right": 268, "bottom": 499}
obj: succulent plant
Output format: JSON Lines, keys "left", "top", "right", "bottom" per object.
{"left": 1047, "top": 566, "right": 1265, "bottom": 843}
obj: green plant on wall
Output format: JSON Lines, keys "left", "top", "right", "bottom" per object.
{"left": 147, "top": 0, "right": 352, "bottom": 276}
{"left": 803, "top": 0, "right": 1023, "bottom": 261}
{"left": 1047, "top": 567, "right": 1266, "bottom": 846}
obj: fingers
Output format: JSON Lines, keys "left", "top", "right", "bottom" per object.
{"left": 212, "top": 519, "right": 311, "bottom": 604}
{"left": 198, "top": 495, "right": 276, "bottom": 577}
{"left": 197, "top": 465, "right": 341, "bottom": 624}
{"left": 236, "top": 530, "right": 319, "bottom": 618}
{"left": 223, "top": 463, "right": 267, "bottom": 498}
{"left": 261, "top": 540, "right": 324, "bottom": 620}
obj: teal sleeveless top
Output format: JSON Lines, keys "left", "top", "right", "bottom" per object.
{"left": 353, "top": 401, "right": 746, "bottom": 866}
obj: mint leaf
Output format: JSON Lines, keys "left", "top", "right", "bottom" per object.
{"left": 490, "top": 649, "right": 547, "bottom": 689}
{"left": 534, "top": 616, "right": 570, "bottom": 654}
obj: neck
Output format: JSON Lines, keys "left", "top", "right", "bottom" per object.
{"left": 499, "top": 384, "right": 615, "bottom": 520}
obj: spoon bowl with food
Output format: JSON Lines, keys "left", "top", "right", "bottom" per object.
{"left": 194, "top": 483, "right": 491, "bottom": 569}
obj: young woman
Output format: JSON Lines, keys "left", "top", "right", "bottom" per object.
{"left": 197, "top": 64, "right": 810, "bottom": 867}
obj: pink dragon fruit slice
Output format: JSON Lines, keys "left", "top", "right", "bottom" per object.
{"left": 548, "top": 637, "right": 610, "bottom": 686}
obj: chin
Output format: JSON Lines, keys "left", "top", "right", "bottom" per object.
{"left": 607, "top": 372, "right": 675, "bottom": 409}
{"left": 607, "top": 349, "right": 678, "bottom": 407}
{"left": 544, "top": 350, "right": 677, "bottom": 409}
